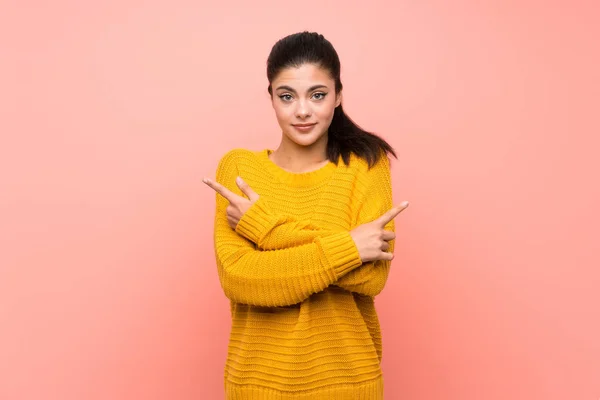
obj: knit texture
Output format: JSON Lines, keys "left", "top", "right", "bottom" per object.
{"left": 213, "top": 148, "right": 396, "bottom": 399}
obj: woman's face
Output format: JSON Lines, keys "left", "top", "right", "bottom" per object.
{"left": 270, "top": 63, "right": 342, "bottom": 149}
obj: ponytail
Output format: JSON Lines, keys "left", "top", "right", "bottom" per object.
{"left": 327, "top": 104, "right": 397, "bottom": 168}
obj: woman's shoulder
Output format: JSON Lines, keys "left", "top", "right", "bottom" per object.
{"left": 218, "top": 147, "right": 256, "bottom": 159}
{"left": 345, "top": 151, "right": 391, "bottom": 177}
{"left": 214, "top": 148, "right": 261, "bottom": 178}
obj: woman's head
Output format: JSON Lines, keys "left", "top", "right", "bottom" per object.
{"left": 266, "top": 33, "right": 342, "bottom": 152}
{"left": 266, "top": 31, "right": 397, "bottom": 167}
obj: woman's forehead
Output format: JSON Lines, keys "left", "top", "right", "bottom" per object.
{"left": 272, "top": 64, "right": 334, "bottom": 89}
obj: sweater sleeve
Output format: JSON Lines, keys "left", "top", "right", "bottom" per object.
{"left": 233, "top": 154, "right": 396, "bottom": 297}
{"left": 212, "top": 150, "right": 363, "bottom": 307}
{"left": 234, "top": 195, "right": 340, "bottom": 250}
{"left": 334, "top": 155, "right": 395, "bottom": 297}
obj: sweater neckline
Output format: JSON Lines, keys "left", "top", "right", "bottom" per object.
{"left": 258, "top": 149, "right": 338, "bottom": 187}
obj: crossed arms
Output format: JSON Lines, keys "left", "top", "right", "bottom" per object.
{"left": 211, "top": 152, "right": 395, "bottom": 307}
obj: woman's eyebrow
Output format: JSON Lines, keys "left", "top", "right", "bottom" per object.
{"left": 275, "top": 84, "right": 329, "bottom": 93}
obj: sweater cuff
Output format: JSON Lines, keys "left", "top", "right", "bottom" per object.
{"left": 235, "top": 197, "right": 277, "bottom": 245}
{"left": 315, "top": 231, "right": 363, "bottom": 278}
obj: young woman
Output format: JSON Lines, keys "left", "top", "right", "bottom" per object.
{"left": 203, "top": 31, "right": 409, "bottom": 399}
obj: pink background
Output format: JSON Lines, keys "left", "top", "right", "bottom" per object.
{"left": 1, "top": 1, "right": 599, "bottom": 399}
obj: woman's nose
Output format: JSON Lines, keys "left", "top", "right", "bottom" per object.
{"left": 295, "top": 100, "right": 312, "bottom": 118}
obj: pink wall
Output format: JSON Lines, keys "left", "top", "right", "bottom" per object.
{"left": 1, "top": 1, "right": 598, "bottom": 399}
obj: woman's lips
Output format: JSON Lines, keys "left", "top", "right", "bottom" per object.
{"left": 292, "top": 123, "right": 317, "bottom": 132}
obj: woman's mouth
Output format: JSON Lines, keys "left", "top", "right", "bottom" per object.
{"left": 292, "top": 123, "right": 317, "bottom": 132}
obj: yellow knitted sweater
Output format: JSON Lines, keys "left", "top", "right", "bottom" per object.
{"left": 212, "top": 147, "right": 395, "bottom": 399}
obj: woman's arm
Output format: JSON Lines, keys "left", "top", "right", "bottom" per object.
{"left": 234, "top": 196, "right": 341, "bottom": 249}
{"left": 212, "top": 150, "right": 363, "bottom": 307}
{"left": 333, "top": 155, "right": 396, "bottom": 297}
{"left": 233, "top": 155, "right": 396, "bottom": 297}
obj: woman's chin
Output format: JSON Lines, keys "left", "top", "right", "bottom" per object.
{"left": 284, "top": 132, "right": 326, "bottom": 148}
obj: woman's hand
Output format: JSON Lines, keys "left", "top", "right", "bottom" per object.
{"left": 203, "top": 176, "right": 259, "bottom": 230}
{"left": 350, "top": 201, "right": 409, "bottom": 262}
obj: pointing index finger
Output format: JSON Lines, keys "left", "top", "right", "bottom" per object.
{"left": 376, "top": 201, "right": 409, "bottom": 226}
{"left": 203, "top": 177, "right": 235, "bottom": 202}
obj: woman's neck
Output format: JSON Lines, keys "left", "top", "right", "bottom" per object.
{"left": 270, "top": 138, "right": 329, "bottom": 174}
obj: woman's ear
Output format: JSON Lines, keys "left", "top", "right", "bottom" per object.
{"left": 335, "top": 91, "right": 343, "bottom": 107}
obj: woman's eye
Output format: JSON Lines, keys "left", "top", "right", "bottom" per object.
{"left": 312, "top": 92, "right": 327, "bottom": 100}
{"left": 279, "top": 94, "right": 293, "bottom": 101}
